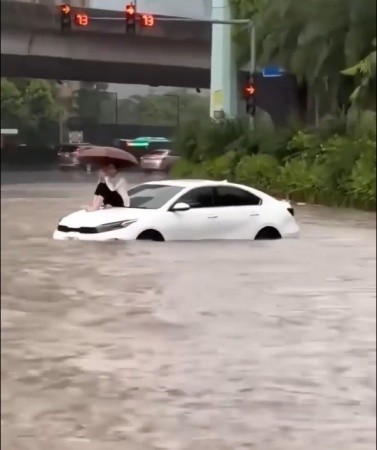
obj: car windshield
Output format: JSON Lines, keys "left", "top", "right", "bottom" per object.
{"left": 148, "top": 141, "right": 173, "bottom": 151}
{"left": 58, "top": 145, "right": 78, "bottom": 153}
{"left": 128, "top": 184, "right": 183, "bottom": 209}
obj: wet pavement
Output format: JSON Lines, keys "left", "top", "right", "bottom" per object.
{"left": 1, "top": 170, "right": 376, "bottom": 450}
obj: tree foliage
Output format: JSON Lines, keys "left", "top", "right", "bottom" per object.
{"left": 231, "top": 0, "right": 376, "bottom": 114}
{"left": 1, "top": 78, "right": 60, "bottom": 144}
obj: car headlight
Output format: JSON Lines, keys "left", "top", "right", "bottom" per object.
{"left": 96, "top": 220, "right": 137, "bottom": 233}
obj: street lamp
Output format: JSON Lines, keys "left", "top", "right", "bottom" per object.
{"left": 107, "top": 92, "right": 119, "bottom": 124}
{"left": 56, "top": 80, "right": 70, "bottom": 143}
{"left": 164, "top": 94, "right": 180, "bottom": 127}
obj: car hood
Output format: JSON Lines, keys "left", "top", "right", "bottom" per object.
{"left": 59, "top": 208, "right": 156, "bottom": 228}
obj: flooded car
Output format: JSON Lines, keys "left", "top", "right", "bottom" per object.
{"left": 53, "top": 179, "right": 299, "bottom": 241}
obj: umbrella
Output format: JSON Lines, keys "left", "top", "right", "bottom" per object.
{"left": 78, "top": 146, "right": 139, "bottom": 168}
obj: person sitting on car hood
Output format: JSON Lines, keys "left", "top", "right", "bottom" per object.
{"left": 84, "top": 163, "right": 130, "bottom": 211}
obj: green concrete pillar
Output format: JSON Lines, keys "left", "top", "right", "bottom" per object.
{"left": 210, "top": 0, "right": 238, "bottom": 119}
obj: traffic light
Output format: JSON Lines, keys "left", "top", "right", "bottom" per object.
{"left": 60, "top": 4, "right": 71, "bottom": 32}
{"left": 243, "top": 76, "right": 256, "bottom": 116}
{"left": 125, "top": 3, "right": 136, "bottom": 33}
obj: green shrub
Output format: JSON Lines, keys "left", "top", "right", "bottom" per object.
{"left": 205, "top": 151, "right": 239, "bottom": 180}
{"left": 315, "top": 135, "right": 366, "bottom": 204}
{"left": 257, "top": 128, "right": 296, "bottom": 161}
{"left": 170, "top": 159, "right": 209, "bottom": 179}
{"left": 173, "top": 118, "right": 250, "bottom": 162}
{"left": 345, "top": 140, "right": 376, "bottom": 209}
{"left": 197, "top": 118, "right": 250, "bottom": 160}
{"left": 226, "top": 132, "right": 258, "bottom": 156}
{"left": 234, "top": 154, "right": 280, "bottom": 192}
{"left": 308, "top": 112, "right": 348, "bottom": 139}
{"left": 277, "top": 157, "right": 323, "bottom": 203}
{"left": 173, "top": 119, "right": 207, "bottom": 162}
{"left": 286, "top": 131, "right": 321, "bottom": 161}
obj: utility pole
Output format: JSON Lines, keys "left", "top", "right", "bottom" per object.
{"left": 165, "top": 94, "right": 180, "bottom": 127}
{"left": 249, "top": 21, "right": 256, "bottom": 130}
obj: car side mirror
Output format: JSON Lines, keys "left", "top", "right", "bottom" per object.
{"left": 172, "top": 202, "right": 190, "bottom": 212}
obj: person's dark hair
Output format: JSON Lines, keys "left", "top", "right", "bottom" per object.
{"left": 108, "top": 162, "right": 119, "bottom": 171}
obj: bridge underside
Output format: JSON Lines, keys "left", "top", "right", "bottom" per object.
{"left": 1, "top": 55, "right": 211, "bottom": 89}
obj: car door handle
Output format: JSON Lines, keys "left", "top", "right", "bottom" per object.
{"left": 250, "top": 213, "right": 259, "bottom": 217}
{"left": 207, "top": 215, "right": 218, "bottom": 219}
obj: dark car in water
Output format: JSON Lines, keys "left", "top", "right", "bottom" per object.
{"left": 57, "top": 143, "right": 92, "bottom": 170}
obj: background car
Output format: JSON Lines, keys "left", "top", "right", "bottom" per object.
{"left": 140, "top": 149, "right": 181, "bottom": 173}
{"left": 114, "top": 137, "right": 173, "bottom": 161}
{"left": 57, "top": 143, "right": 92, "bottom": 170}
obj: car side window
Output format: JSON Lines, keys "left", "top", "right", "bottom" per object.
{"left": 176, "top": 187, "right": 215, "bottom": 208}
{"left": 215, "top": 186, "right": 261, "bottom": 206}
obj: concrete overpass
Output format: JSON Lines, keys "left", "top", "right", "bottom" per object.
{"left": 1, "top": 1, "right": 212, "bottom": 88}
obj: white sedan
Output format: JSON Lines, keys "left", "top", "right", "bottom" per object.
{"left": 53, "top": 179, "right": 299, "bottom": 241}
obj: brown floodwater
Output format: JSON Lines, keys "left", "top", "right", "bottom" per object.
{"left": 1, "top": 171, "right": 376, "bottom": 450}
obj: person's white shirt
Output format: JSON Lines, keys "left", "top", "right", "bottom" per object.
{"left": 104, "top": 174, "right": 130, "bottom": 207}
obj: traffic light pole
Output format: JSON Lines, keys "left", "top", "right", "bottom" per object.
{"left": 249, "top": 21, "right": 256, "bottom": 130}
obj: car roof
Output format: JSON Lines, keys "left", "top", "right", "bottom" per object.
{"left": 143, "top": 179, "right": 218, "bottom": 188}
{"left": 142, "top": 179, "right": 274, "bottom": 200}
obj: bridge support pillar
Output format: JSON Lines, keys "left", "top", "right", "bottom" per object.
{"left": 209, "top": 0, "right": 238, "bottom": 119}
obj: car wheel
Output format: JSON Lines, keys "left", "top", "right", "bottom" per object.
{"left": 254, "top": 227, "right": 281, "bottom": 240}
{"left": 137, "top": 230, "right": 165, "bottom": 242}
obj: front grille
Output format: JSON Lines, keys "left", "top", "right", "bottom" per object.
{"left": 57, "top": 225, "right": 98, "bottom": 234}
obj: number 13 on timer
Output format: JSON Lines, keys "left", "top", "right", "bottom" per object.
{"left": 140, "top": 14, "right": 154, "bottom": 27}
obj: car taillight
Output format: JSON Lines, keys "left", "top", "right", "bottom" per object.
{"left": 288, "top": 207, "right": 294, "bottom": 216}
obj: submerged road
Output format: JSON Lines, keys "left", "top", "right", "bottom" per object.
{"left": 1, "top": 170, "right": 376, "bottom": 450}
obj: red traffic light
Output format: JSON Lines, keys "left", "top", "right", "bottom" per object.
{"left": 125, "top": 4, "right": 135, "bottom": 16}
{"left": 140, "top": 14, "right": 154, "bottom": 27}
{"left": 74, "top": 13, "right": 89, "bottom": 26}
{"left": 245, "top": 85, "right": 255, "bottom": 95}
{"left": 60, "top": 4, "right": 71, "bottom": 15}
{"left": 243, "top": 83, "right": 255, "bottom": 100}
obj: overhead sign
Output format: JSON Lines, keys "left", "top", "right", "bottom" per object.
{"left": 1, "top": 129, "right": 18, "bottom": 135}
{"left": 262, "top": 66, "right": 285, "bottom": 77}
